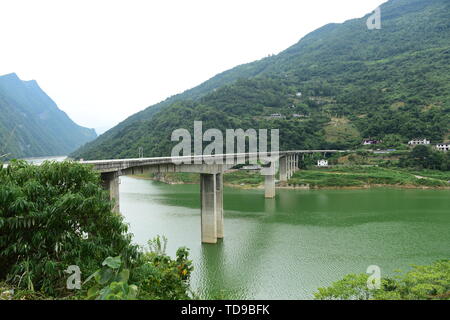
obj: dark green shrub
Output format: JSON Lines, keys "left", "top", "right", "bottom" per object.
{"left": 131, "top": 237, "right": 193, "bottom": 300}
{"left": 315, "top": 260, "right": 450, "bottom": 300}
{"left": 0, "top": 160, "right": 138, "bottom": 296}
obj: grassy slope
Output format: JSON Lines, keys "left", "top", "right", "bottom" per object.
{"left": 134, "top": 166, "right": 449, "bottom": 189}
{"left": 288, "top": 166, "right": 450, "bottom": 188}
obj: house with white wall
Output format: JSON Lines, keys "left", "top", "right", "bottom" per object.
{"left": 408, "top": 139, "right": 430, "bottom": 145}
{"left": 317, "top": 160, "right": 328, "bottom": 167}
{"left": 436, "top": 143, "right": 449, "bottom": 152}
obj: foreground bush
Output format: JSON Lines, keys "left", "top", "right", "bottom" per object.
{"left": 84, "top": 238, "right": 193, "bottom": 300}
{"left": 314, "top": 260, "right": 450, "bottom": 300}
{"left": 132, "top": 237, "right": 193, "bottom": 300}
{"left": 0, "top": 160, "right": 138, "bottom": 296}
{"left": 0, "top": 161, "right": 193, "bottom": 300}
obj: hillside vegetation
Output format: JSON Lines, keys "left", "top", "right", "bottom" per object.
{"left": 0, "top": 73, "right": 97, "bottom": 159}
{"left": 72, "top": 0, "right": 450, "bottom": 160}
{"left": 315, "top": 260, "right": 450, "bottom": 300}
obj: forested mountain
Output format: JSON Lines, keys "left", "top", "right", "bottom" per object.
{"left": 0, "top": 73, "right": 97, "bottom": 159}
{"left": 72, "top": 0, "right": 450, "bottom": 160}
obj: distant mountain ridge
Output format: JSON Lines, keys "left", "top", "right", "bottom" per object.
{"left": 0, "top": 73, "right": 97, "bottom": 159}
{"left": 72, "top": 0, "right": 450, "bottom": 160}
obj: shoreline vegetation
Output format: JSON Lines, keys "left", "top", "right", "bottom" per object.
{"left": 130, "top": 166, "right": 450, "bottom": 190}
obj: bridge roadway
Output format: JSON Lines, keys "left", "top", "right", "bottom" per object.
{"left": 81, "top": 150, "right": 347, "bottom": 243}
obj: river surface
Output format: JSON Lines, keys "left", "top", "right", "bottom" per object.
{"left": 120, "top": 176, "right": 449, "bottom": 299}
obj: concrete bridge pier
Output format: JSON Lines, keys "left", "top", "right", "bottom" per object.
{"left": 200, "top": 173, "right": 223, "bottom": 243}
{"left": 287, "top": 155, "right": 293, "bottom": 179}
{"left": 286, "top": 156, "right": 290, "bottom": 180}
{"left": 101, "top": 171, "right": 120, "bottom": 214}
{"left": 291, "top": 155, "right": 295, "bottom": 177}
{"left": 261, "top": 162, "right": 276, "bottom": 199}
{"left": 264, "top": 175, "right": 276, "bottom": 198}
{"left": 216, "top": 173, "right": 224, "bottom": 239}
{"left": 279, "top": 156, "right": 287, "bottom": 182}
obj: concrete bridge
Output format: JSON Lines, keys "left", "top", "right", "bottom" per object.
{"left": 81, "top": 150, "right": 347, "bottom": 244}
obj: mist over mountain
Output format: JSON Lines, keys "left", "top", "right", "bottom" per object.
{"left": 0, "top": 73, "right": 97, "bottom": 159}
{"left": 72, "top": 0, "right": 450, "bottom": 160}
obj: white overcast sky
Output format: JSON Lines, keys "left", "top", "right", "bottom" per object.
{"left": 0, "top": 0, "right": 386, "bottom": 134}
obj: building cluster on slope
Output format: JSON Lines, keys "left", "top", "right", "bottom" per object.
{"left": 436, "top": 143, "right": 449, "bottom": 152}
{"left": 408, "top": 138, "right": 430, "bottom": 146}
{"left": 361, "top": 138, "right": 448, "bottom": 152}
{"left": 408, "top": 138, "right": 448, "bottom": 152}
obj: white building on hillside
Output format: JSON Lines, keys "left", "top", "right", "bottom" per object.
{"left": 408, "top": 139, "right": 430, "bottom": 146}
{"left": 317, "top": 160, "right": 328, "bottom": 167}
{"left": 436, "top": 143, "right": 449, "bottom": 152}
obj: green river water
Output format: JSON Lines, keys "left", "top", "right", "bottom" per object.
{"left": 120, "top": 176, "right": 449, "bottom": 299}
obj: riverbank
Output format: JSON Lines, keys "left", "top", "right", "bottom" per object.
{"left": 131, "top": 166, "right": 450, "bottom": 190}
{"left": 131, "top": 170, "right": 265, "bottom": 189}
{"left": 286, "top": 166, "right": 450, "bottom": 189}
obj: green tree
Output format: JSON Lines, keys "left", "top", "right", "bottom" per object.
{"left": 0, "top": 160, "right": 138, "bottom": 296}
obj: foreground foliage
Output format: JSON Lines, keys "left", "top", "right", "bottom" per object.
{"left": 315, "top": 260, "right": 450, "bottom": 300}
{"left": 0, "top": 160, "right": 137, "bottom": 296}
{"left": 131, "top": 237, "right": 193, "bottom": 300}
{"left": 0, "top": 161, "right": 193, "bottom": 300}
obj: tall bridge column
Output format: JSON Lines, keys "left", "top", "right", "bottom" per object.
{"left": 292, "top": 154, "right": 295, "bottom": 172}
{"left": 279, "top": 156, "right": 287, "bottom": 182}
{"left": 262, "top": 162, "right": 276, "bottom": 199}
{"left": 293, "top": 155, "right": 296, "bottom": 172}
{"left": 216, "top": 173, "right": 224, "bottom": 239}
{"left": 200, "top": 173, "right": 218, "bottom": 243}
{"left": 264, "top": 174, "right": 276, "bottom": 198}
{"left": 101, "top": 171, "right": 120, "bottom": 214}
{"left": 288, "top": 155, "right": 294, "bottom": 179}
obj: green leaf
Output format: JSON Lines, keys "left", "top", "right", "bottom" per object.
{"left": 87, "top": 285, "right": 99, "bottom": 300}
{"left": 102, "top": 256, "right": 121, "bottom": 269}
{"left": 128, "top": 284, "right": 138, "bottom": 299}
{"left": 118, "top": 269, "right": 130, "bottom": 283}
{"left": 98, "top": 268, "right": 114, "bottom": 285}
